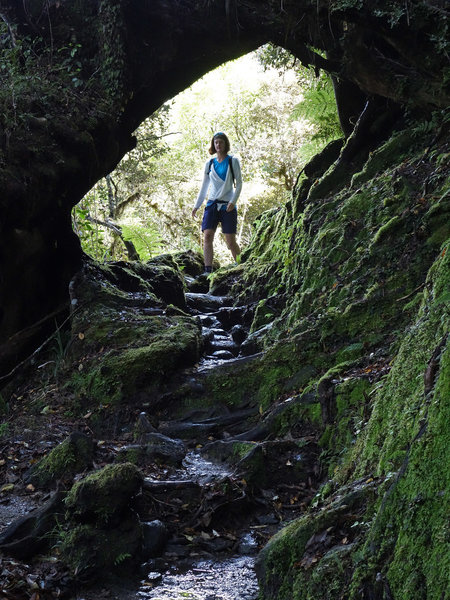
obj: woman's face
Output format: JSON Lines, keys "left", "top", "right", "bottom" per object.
{"left": 214, "top": 137, "right": 226, "bottom": 154}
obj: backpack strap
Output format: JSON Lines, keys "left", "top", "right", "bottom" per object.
{"left": 208, "top": 156, "right": 236, "bottom": 188}
{"left": 229, "top": 156, "right": 236, "bottom": 187}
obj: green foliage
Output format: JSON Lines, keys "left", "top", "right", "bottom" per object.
{"left": 72, "top": 204, "right": 107, "bottom": 261}
{"left": 114, "top": 552, "right": 132, "bottom": 566}
{"left": 73, "top": 51, "right": 318, "bottom": 262}
{"left": 290, "top": 73, "right": 342, "bottom": 145}
{"left": 121, "top": 224, "right": 164, "bottom": 260}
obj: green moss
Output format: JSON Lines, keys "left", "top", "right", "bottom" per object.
{"left": 257, "top": 481, "right": 378, "bottom": 600}
{"left": 65, "top": 462, "right": 142, "bottom": 523}
{"left": 351, "top": 131, "right": 416, "bottom": 188}
{"left": 28, "top": 433, "right": 93, "bottom": 488}
{"left": 194, "top": 336, "right": 320, "bottom": 414}
{"left": 232, "top": 441, "right": 258, "bottom": 460}
{"left": 68, "top": 316, "right": 201, "bottom": 407}
{"left": 252, "top": 114, "right": 449, "bottom": 599}
{"left": 371, "top": 215, "right": 402, "bottom": 246}
{"left": 58, "top": 513, "right": 142, "bottom": 578}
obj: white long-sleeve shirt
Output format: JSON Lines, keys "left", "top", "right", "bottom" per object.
{"left": 193, "top": 155, "right": 242, "bottom": 210}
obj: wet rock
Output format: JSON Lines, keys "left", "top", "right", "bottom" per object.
{"left": 144, "top": 433, "right": 186, "bottom": 464}
{"left": 239, "top": 323, "right": 274, "bottom": 356}
{"left": 142, "top": 519, "right": 168, "bottom": 559}
{"left": 208, "top": 335, "right": 238, "bottom": 354}
{"left": 186, "top": 293, "right": 232, "bottom": 312}
{"left": 199, "top": 314, "right": 222, "bottom": 328}
{"left": 0, "top": 491, "right": 64, "bottom": 559}
{"left": 139, "top": 557, "right": 167, "bottom": 577}
{"left": 211, "top": 350, "right": 236, "bottom": 360}
{"left": 145, "top": 570, "right": 164, "bottom": 583}
{"left": 134, "top": 411, "right": 158, "bottom": 442}
{"left": 231, "top": 324, "right": 247, "bottom": 345}
{"left": 202, "top": 327, "right": 215, "bottom": 344}
{"left": 117, "top": 433, "right": 186, "bottom": 465}
{"left": 215, "top": 305, "right": 254, "bottom": 329}
{"left": 24, "top": 432, "right": 94, "bottom": 488}
{"left": 64, "top": 462, "right": 143, "bottom": 524}
{"left": 238, "top": 532, "right": 259, "bottom": 555}
{"left": 185, "top": 275, "right": 210, "bottom": 293}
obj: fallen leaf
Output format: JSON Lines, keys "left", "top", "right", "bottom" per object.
{"left": 1, "top": 483, "right": 14, "bottom": 493}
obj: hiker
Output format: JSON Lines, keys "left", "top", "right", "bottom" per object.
{"left": 192, "top": 132, "right": 242, "bottom": 273}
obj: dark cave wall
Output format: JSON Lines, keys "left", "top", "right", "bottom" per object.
{"left": 0, "top": 0, "right": 448, "bottom": 371}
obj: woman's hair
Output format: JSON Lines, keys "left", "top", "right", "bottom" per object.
{"left": 209, "top": 132, "right": 230, "bottom": 155}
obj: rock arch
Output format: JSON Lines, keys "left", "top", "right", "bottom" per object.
{"left": 0, "top": 0, "right": 447, "bottom": 371}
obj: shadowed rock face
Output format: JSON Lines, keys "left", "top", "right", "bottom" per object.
{"left": 0, "top": 0, "right": 448, "bottom": 370}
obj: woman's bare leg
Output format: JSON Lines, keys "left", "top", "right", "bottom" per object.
{"left": 224, "top": 233, "right": 241, "bottom": 262}
{"left": 203, "top": 228, "right": 215, "bottom": 267}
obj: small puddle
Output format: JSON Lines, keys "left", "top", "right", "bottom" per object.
{"left": 180, "top": 451, "right": 233, "bottom": 484}
{"left": 137, "top": 555, "right": 258, "bottom": 600}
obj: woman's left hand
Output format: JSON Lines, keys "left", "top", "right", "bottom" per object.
{"left": 226, "top": 202, "right": 235, "bottom": 212}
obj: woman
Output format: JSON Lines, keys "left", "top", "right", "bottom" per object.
{"left": 192, "top": 132, "right": 242, "bottom": 273}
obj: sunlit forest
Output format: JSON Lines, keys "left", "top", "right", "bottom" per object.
{"left": 73, "top": 46, "right": 341, "bottom": 263}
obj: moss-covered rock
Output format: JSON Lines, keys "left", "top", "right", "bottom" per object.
{"left": 25, "top": 432, "right": 94, "bottom": 488}
{"left": 345, "top": 243, "right": 450, "bottom": 600}
{"left": 64, "top": 462, "right": 143, "bottom": 524}
{"left": 58, "top": 513, "right": 142, "bottom": 581}
{"left": 64, "top": 259, "right": 203, "bottom": 411}
{"left": 58, "top": 462, "right": 145, "bottom": 579}
{"left": 256, "top": 479, "right": 379, "bottom": 600}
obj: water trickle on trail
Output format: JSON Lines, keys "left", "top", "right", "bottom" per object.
{"left": 138, "top": 556, "right": 258, "bottom": 600}
{"left": 181, "top": 451, "right": 233, "bottom": 483}
{"left": 134, "top": 291, "right": 261, "bottom": 600}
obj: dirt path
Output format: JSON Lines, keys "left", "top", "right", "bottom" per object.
{"left": 0, "top": 285, "right": 321, "bottom": 600}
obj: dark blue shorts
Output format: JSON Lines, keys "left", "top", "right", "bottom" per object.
{"left": 201, "top": 203, "right": 237, "bottom": 234}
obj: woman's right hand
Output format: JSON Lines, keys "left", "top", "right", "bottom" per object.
{"left": 192, "top": 208, "right": 198, "bottom": 218}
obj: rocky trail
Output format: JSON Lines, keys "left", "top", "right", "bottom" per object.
{"left": 0, "top": 269, "right": 322, "bottom": 600}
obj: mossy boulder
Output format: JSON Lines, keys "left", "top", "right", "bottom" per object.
{"left": 58, "top": 463, "right": 144, "bottom": 580}
{"left": 168, "top": 249, "right": 205, "bottom": 277}
{"left": 68, "top": 315, "right": 202, "bottom": 408}
{"left": 255, "top": 479, "right": 379, "bottom": 600}
{"left": 24, "top": 432, "right": 94, "bottom": 489}
{"left": 66, "top": 258, "right": 203, "bottom": 409}
{"left": 58, "top": 513, "right": 142, "bottom": 581}
{"left": 64, "top": 462, "right": 143, "bottom": 524}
